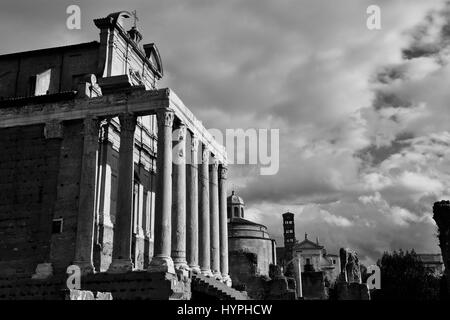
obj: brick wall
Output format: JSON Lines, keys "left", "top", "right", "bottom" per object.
{"left": 49, "top": 120, "right": 84, "bottom": 275}
{"left": 0, "top": 124, "right": 61, "bottom": 276}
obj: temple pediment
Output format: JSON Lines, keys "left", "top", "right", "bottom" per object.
{"left": 294, "top": 239, "right": 324, "bottom": 250}
{"left": 144, "top": 43, "right": 164, "bottom": 78}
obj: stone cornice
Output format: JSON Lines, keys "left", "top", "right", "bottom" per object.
{"left": 0, "top": 87, "right": 227, "bottom": 163}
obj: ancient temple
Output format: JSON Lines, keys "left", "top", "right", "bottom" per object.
{"left": 0, "top": 11, "right": 245, "bottom": 300}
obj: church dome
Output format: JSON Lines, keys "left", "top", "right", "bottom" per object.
{"left": 227, "top": 190, "right": 244, "bottom": 206}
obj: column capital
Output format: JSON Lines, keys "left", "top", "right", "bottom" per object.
{"left": 157, "top": 109, "right": 175, "bottom": 128}
{"left": 118, "top": 113, "right": 137, "bottom": 132}
{"left": 191, "top": 135, "right": 199, "bottom": 151}
{"left": 202, "top": 147, "right": 210, "bottom": 164}
{"left": 219, "top": 165, "right": 228, "bottom": 180}
{"left": 44, "top": 120, "right": 63, "bottom": 139}
{"left": 99, "top": 120, "right": 111, "bottom": 143}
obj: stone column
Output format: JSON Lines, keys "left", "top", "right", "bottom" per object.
{"left": 95, "top": 121, "right": 114, "bottom": 272}
{"left": 149, "top": 110, "right": 175, "bottom": 274}
{"left": 219, "top": 164, "right": 231, "bottom": 286}
{"left": 209, "top": 158, "right": 221, "bottom": 279}
{"left": 134, "top": 181, "right": 145, "bottom": 270}
{"left": 186, "top": 134, "right": 200, "bottom": 273}
{"left": 294, "top": 256, "right": 303, "bottom": 298}
{"left": 199, "top": 146, "right": 212, "bottom": 276}
{"left": 171, "top": 122, "right": 188, "bottom": 271}
{"left": 108, "top": 113, "right": 136, "bottom": 273}
{"left": 74, "top": 117, "right": 100, "bottom": 275}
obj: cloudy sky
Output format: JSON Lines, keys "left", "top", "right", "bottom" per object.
{"left": 2, "top": 0, "right": 450, "bottom": 264}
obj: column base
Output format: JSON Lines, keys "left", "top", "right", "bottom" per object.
{"left": 72, "top": 261, "right": 95, "bottom": 275}
{"left": 148, "top": 256, "right": 175, "bottom": 274}
{"left": 174, "top": 260, "right": 190, "bottom": 278}
{"left": 175, "top": 267, "right": 190, "bottom": 279}
{"left": 173, "top": 258, "right": 189, "bottom": 271}
{"left": 212, "top": 270, "right": 222, "bottom": 281}
{"left": 201, "top": 268, "right": 213, "bottom": 277}
{"left": 189, "top": 265, "right": 201, "bottom": 274}
{"left": 107, "top": 258, "right": 133, "bottom": 274}
{"left": 222, "top": 274, "right": 232, "bottom": 287}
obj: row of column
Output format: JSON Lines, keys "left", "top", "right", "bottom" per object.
{"left": 147, "top": 109, "right": 230, "bottom": 283}
{"left": 74, "top": 110, "right": 229, "bottom": 283}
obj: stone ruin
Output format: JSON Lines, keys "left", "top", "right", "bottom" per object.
{"left": 339, "top": 248, "right": 362, "bottom": 284}
{"left": 433, "top": 201, "right": 450, "bottom": 298}
{"left": 228, "top": 251, "right": 296, "bottom": 300}
{"left": 335, "top": 248, "right": 370, "bottom": 300}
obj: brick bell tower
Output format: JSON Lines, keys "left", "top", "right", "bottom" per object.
{"left": 282, "top": 212, "right": 296, "bottom": 262}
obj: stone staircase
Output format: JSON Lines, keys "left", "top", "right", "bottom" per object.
{"left": 191, "top": 273, "right": 249, "bottom": 300}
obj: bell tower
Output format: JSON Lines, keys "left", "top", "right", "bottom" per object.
{"left": 282, "top": 212, "right": 296, "bottom": 261}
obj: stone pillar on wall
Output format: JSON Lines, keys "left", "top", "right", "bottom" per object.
{"left": 209, "top": 158, "right": 221, "bottom": 279}
{"left": 218, "top": 164, "right": 231, "bottom": 286}
{"left": 31, "top": 120, "right": 64, "bottom": 280}
{"left": 186, "top": 134, "right": 200, "bottom": 273}
{"left": 199, "top": 146, "right": 212, "bottom": 276}
{"left": 74, "top": 117, "right": 100, "bottom": 275}
{"left": 108, "top": 113, "right": 137, "bottom": 273}
{"left": 171, "top": 122, "right": 189, "bottom": 272}
{"left": 94, "top": 120, "right": 114, "bottom": 272}
{"left": 149, "top": 110, "right": 175, "bottom": 274}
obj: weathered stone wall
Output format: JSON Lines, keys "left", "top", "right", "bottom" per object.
{"left": 228, "top": 237, "right": 274, "bottom": 276}
{"left": 301, "top": 271, "right": 328, "bottom": 300}
{"left": 0, "top": 124, "right": 61, "bottom": 277}
{"left": 0, "top": 42, "right": 100, "bottom": 98}
{"left": 0, "top": 42, "right": 99, "bottom": 98}
{"left": 335, "top": 282, "right": 370, "bottom": 300}
{"left": 49, "top": 120, "right": 84, "bottom": 275}
{"left": 0, "top": 271, "right": 190, "bottom": 300}
{"left": 229, "top": 251, "right": 296, "bottom": 300}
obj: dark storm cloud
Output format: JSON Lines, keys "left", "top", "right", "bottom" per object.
{"left": 402, "top": 1, "right": 450, "bottom": 61}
